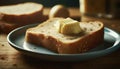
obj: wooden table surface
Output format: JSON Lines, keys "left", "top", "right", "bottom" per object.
{"left": 0, "top": 8, "right": 120, "bottom": 69}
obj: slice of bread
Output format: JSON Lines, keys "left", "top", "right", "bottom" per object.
{"left": 0, "top": 21, "right": 21, "bottom": 34}
{"left": 25, "top": 18, "right": 104, "bottom": 54}
{"left": 0, "top": 2, "right": 44, "bottom": 24}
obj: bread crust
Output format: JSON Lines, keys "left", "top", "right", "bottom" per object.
{"left": 25, "top": 18, "right": 104, "bottom": 54}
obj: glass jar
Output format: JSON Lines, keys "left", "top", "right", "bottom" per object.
{"left": 79, "top": 0, "right": 120, "bottom": 19}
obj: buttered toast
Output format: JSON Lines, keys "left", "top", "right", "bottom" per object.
{"left": 25, "top": 18, "right": 104, "bottom": 54}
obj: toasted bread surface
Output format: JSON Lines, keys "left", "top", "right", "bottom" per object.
{"left": 25, "top": 18, "right": 104, "bottom": 54}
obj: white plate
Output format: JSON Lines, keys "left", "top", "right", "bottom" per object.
{"left": 7, "top": 24, "right": 120, "bottom": 61}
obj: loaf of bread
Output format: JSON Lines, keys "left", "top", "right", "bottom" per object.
{"left": 0, "top": 2, "right": 45, "bottom": 33}
{"left": 25, "top": 18, "right": 104, "bottom": 54}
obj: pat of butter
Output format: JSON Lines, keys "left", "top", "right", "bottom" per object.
{"left": 54, "top": 18, "right": 82, "bottom": 35}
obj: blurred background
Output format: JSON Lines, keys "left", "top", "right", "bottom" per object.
{"left": 0, "top": 0, "right": 79, "bottom": 7}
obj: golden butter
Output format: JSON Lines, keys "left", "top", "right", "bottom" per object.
{"left": 55, "top": 18, "right": 82, "bottom": 35}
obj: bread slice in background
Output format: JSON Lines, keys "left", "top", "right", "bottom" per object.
{"left": 25, "top": 18, "right": 104, "bottom": 54}
{"left": 0, "top": 2, "right": 44, "bottom": 24}
{"left": 0, "top": 21, "right": 21, "bottom": 34}
{"left": 0, "top": 2, "right": 46, "bottom": 34}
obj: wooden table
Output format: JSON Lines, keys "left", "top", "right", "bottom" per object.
{"left": 0, "top": 8, "right": 120, "bottom": 69}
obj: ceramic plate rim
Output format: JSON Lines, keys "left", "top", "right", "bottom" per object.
{"left": 7, "top": 24, "right": 120, "bottom": 61}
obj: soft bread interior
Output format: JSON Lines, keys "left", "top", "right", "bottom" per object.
{"left": 0, "top": 2, "right": 43, "bottom": 15}
{"left": 27, "top": 18, "right": 103, "bottom": 43}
